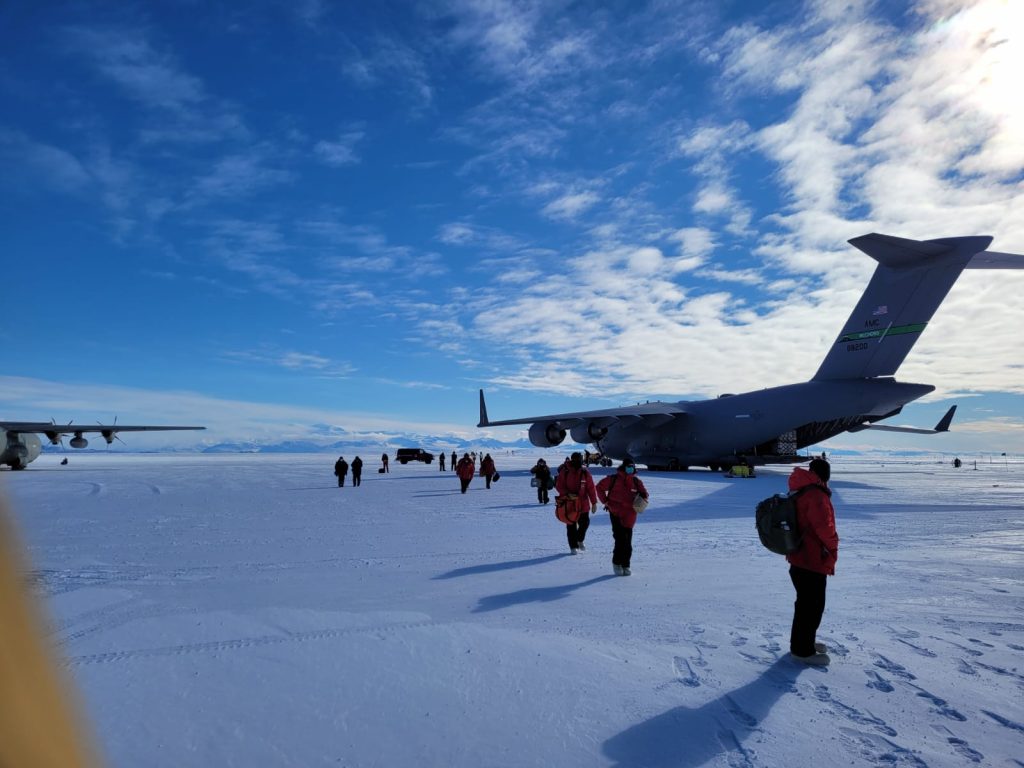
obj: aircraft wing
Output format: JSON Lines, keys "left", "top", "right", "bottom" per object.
{"left": 476, "top": 390, "right": 686, "bottom": 429}
{"left": 1, "top": 422, "right": 205, "bottom": 445}
{"left": 1, "top": 422, "right": 205, "bottom": 435}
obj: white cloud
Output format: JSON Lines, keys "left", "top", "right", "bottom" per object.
{"left": 314, "top": 131, "right": 364, "bottom": 167}
{"left": 669, "top": 227, "right": 715, "bottom": 271}
{"left": 441, "top": 0, "right": 597, "bottom": 87}
{"left": 192, "top": 152, "right": 295, "bottom": 200}
{"left": 65, "top": 26, "right": 245, "bottom": 144}
{"left": 542, "top": 191, "right": 601, "bottom": 220}
{"left": 628, "top": 247, "right": 663, "bottom": 273}
{"left": 0, "top": 129, "right": 91, "bottom": 192}
{"left": 692, "top": 184, "right": 735, "bottom": 216}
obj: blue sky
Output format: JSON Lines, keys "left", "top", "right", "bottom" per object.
{"left": 2, "top": 0, "right": 1022, "bottom": 454}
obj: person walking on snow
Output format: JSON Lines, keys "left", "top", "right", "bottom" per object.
{"left": 334, "top": 456, "right": 349, "bottom": 488}
{"left": 596, "top": 458, "right": 649, "bottom": 576}
{"left": 451, "top": 451, "right": 457, "bottom": 472}
{"left": 456, "top": 453, "right": 475, "bottom": 494}
{"left": 351, "top": 456, "right": 363, "bottom": 486}
{"left": 380, "top": 452, "right": 389, "bottom": 473}
{"left": 480, "top": 453, "right": 497, "bottom": 489}
{"left": 439, "top": 452, "right": 446, "bottom": 471}
{"left": 786, "top": 457, "right": 839, "bottom": 666}
{"left": 555, "top": 452, "right": 597, "bottom": 555}
{"left": 530, "top": 458, "right": 553, "bottom": 504}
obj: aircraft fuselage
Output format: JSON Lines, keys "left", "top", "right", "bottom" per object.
{"left": 599, "top": 378, "right": 933, "bottom": 468}
{"left": 1, "top": 431, "right": 42, "bottom": 470}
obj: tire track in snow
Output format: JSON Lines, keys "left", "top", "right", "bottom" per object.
{"left": 65, "top": 618, "right": 443, "bottom": 666}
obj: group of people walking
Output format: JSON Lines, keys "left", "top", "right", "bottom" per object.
{"left": 455, "top": 452, "right": 498, "bottom": 493}
{"left": 534, "top": 452, "right": 648, "bottom": 576}
{"left": 333, "top": 456, "right": 363, "bottom": 487}
{"left": 532, "top": 451, "right": 837, "bottom": 664}
{"left": 332, "top": 446, "right": 838, "bottom": 665}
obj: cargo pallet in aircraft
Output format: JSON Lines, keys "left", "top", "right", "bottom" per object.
{"left": 478, "top": 233, "right": 1023, "bottom": 471}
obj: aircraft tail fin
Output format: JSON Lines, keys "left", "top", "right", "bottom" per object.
{"left": 478, "top": 390, "right": 490, "bottom": 428}
{"left": 811, "top": 233, "right": 1019, "bottom": 381}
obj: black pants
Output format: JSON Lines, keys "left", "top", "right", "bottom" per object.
{"left": 566, "top": 512, "right": 590, "bottom": 549}
{"left": 485, "top": 474, "right": 492, "bottom": 489}
{"left": 352, "top": 472, "right": 361, "bottom": 486}
{"left": 789, "top": 565, "right": 827, "bottom": 656}
{"left": 337, "top": 476, "right": 345, "bottom": 487}
{"left": 537, "top": 485, "right": 549, "bottom": 504}
{"left": 460, "top": 477, "right": 471, "bottom": 493}
{"left": 609, "top": 513, "right": 633, "bottom": 567}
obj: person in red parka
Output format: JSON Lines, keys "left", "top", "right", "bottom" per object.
{"left": 786, "top": 457, "right": 839, "bottom": 666}
{"left": 456, "top": 453, "right": 475, "bottom": 494}
{"left": 596, "top": 458, "right": 649, "bottom": 576}
{"left": 479, "top": 453, "right": 497, "bottom": 489}
{"left": 555, "top": 452, "right": 598, "bottom": 555}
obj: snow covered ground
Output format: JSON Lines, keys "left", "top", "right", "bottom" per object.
{"left": 4, "top": 453, "right": 1022, "bottom": 768}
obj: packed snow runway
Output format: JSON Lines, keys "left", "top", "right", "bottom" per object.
{"left": 4, "top": 453, "right": 1022, "bottom": 767}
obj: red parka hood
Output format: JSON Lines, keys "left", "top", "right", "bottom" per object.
{"left": 788, "top": 466, "right": 832, "bottom": 496}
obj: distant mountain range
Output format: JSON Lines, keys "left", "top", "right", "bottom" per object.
{"left": 199, "top": 435, "right": 540, "bottom": 454}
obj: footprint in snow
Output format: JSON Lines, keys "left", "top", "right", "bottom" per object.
{"left": 909, "top": 683, "right": 966, "bottom": 722}
{"left": 871, "top": 653, "right": 916, "bottom": 681}
{"left": 838, "top": 727, "right": 928, "bottom": 768}
{"left": 815, "top": 685, "right": 897, "bottom": 737}
{"left": 672, "top": 655, "right": 701, "bottom": 688}
{"left": 932, "top": 725, "right": 984, "bottom": 764}
{"left": 896, "top": 637, "right": 938, "bottom": 658}
{"left": 724, "top": 694, "right": 758, "bottom": 728}
{"left": 864, "top": 670, "right": 894, "bottom": 693}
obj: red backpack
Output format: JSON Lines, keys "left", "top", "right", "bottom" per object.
{"left": 554, "top": 469, "right": 589, "bottom": 524}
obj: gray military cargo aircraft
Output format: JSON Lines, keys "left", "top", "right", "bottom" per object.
{"left": 1, "top": 421, "right": 205, "bottom": 469}
{"left": 477, "top": 233, "right": 1023, "bottom": 471}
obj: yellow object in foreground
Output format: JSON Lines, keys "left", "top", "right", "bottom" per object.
{"left": 0, "top": 494, "right": 102, "bottom": 768}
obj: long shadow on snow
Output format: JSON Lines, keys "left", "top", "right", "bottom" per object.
{"left": 639, "top": 475, "right": 887, "bottom": 525}
{"left": 603, "top": 657, "right": 808, "bottom": 768}
{"left": 472, "top": 574, "right": 617, "bottom": 613}
{"left": 434, "top": 554, "right": 568, "bottom": 580}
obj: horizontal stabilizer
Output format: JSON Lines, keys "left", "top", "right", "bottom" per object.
{"left": 848, "top": 233, "right": 992, "bottom": 267}
{"left": 965, "top": 250, "right": 1024, "bottom": 269}
{"left": 849, "top": 405, "right": 956, "bottom": 435}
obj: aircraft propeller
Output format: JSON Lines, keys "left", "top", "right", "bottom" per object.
{"left": 99, "top": 417, "right": 126, "bottom": 447}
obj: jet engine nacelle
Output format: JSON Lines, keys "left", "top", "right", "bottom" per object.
{"left": 569, "top": 422, "right": 608, "bottom": 444}
{"left": 529, "top": 421, "right": 566, "bottom": 448}
{"left": 69, "top": 435, "right": 89, "bottom": 449}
